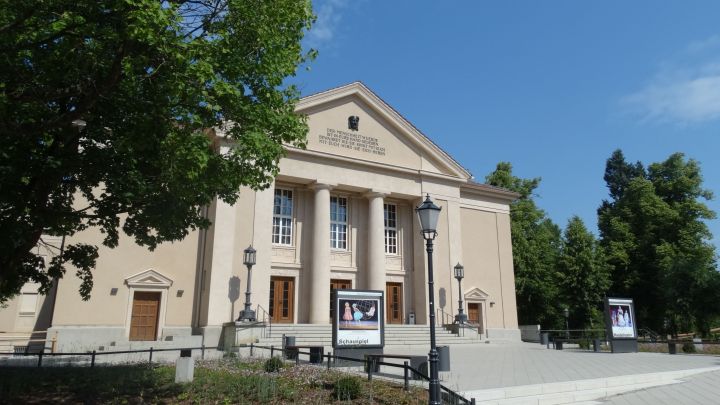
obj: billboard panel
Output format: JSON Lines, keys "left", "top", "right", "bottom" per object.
{"left": 332, "top": 290, "right": 384, "bottom": 348}
{"left": 605, "top": 297, "right": 637, "bottom": 339}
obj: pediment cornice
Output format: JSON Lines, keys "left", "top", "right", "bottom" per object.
{"left": 125, "top": 269, "right": 173, "bottom": 289}
{"left": 464, "top": 286, "right": 490, "bottom": 300}
{"left": 296, "top": 82, "right": 472, "bottom": 180}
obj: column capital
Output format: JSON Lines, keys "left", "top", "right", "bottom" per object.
{"left": 364, "top": 189, "right": 390, "bottom": 199}
{"left": 310, "top": 181, "right": 336, "bottom": 191}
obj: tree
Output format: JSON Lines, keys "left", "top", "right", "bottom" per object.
{"left": 486, "top": 162, "right": 564, "bottom": 328}
{"left": 0, "top": 0, "right": 316, "bottom": 303}
{"left": 598, "top": 150, "right": 719, "bottom": 335}
{"left": 558, "top": 216, "right": 610, "bottom": 329}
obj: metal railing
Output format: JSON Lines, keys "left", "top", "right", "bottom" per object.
{"left": 638, "top": 327, "right": 660, "bottom": 342}
{"left": 436, "top": 308, "right": 455, "bottom": 328}
{"left": 248, "top": 343, "right": 476, "bottom": 405}
{"left": 456, "top": 322, "right": 481, "bottom": 338}
{"left": 6, "top": 341, "right": 475, "bottom": 404}
{"left": 540, "top": 329, "right": 606, "bottom": 339}
{"left": 539, "top": 329, "right": 606, "bottom": 349}
{"left": 4, "top": 345, "right": 218, "bottom": 367}
{"left": 256, "top": 304, "right": 272, "bottom": 339}
{"left": 435, "top": 310, "right": 483, "bottom": 338}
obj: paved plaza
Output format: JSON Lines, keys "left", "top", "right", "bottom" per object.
{"left": 382, "top": 341, "right": 720, "bottom": 404}
{"left": 599, "top": 369, "right": 720, "bottom": 405}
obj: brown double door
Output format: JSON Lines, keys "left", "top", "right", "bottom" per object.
{"left": 386, "top": 282, "right": 403, "bottom": 324}
{"left": 129, "top": 291, "right": 161, "bottom": 341}
{"left": 468, "top": 303, "right": 483, "bottom": 333}
{"left": 269, "top": 276, "right": 294, "bottom": 323}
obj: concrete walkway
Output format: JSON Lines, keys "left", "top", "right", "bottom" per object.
{"left": 381, "top": 342, "right": 720, "bottom": 404}
{"left": 597, "top": 369, "right": 720, "bottom": 405}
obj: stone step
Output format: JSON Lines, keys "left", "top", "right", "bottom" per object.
{"left": 266, "top": 330, "right": 466, "bottom": 334}
{"left": 260, "top": 335, "right": 480, "bottom": 344}
{"left": 256, "top": 323, "right": 482, "bottom": 348}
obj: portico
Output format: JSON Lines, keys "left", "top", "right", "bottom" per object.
{"left": 226, "top": 82, "right": 521, "bottom": 334}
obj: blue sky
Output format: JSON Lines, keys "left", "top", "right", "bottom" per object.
{"left": 292, "top": 1, "right": 720, "bottom": 249}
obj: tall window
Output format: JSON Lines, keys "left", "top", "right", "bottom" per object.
{"left": 272, "top": 189, "right": 293, "bottom": 245}
{"left": 330, "top": 196, "right": 347, "bottom": 249}
{"left": 384, "top": 203, "right": 397, "bottom": 254}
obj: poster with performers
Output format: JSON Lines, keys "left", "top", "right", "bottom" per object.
{"left": 332, "top": 290, "right": 384, "bottom": 348}
{"left": 605, "top": 297, "right": 637, "bottom": 339}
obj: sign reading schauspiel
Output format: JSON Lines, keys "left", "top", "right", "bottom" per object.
{"left": 332, "top": 289, "right": 384, "bottom": 349}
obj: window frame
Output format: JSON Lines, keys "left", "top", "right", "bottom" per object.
{"left": 330, "top": 195, "right": 348, "bottom": 250}
{"left": 272, "top": 188, "right": 294, "bottom": 246}
{"left": 384, "top": 203, "right": 398, "bottom": 255}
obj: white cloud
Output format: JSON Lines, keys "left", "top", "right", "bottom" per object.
{"left": 305, "top": 0, "right": 349, "bottom": 49}
{"left": 622, "top": 65, "right": 720, "bottom": 124}
{"left": 686, "top": 35, "right": 720, "bottom": 54}
{"left": 623, "top": 36, "right": 720, "bottom": 125}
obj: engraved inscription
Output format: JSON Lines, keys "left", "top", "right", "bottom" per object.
{"left": 318, "top": 128, "right": 386, "bottom": 156}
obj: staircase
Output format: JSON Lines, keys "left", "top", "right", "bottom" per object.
{"left": 257, "top": 324, "right": 483, "bottom": 348}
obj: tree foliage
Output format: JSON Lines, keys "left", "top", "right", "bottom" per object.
{"left": 0, "top": 0, "right": 315, "bottom": 303}
{"left": 558, "top": 216, "right": 610, "bottom": 329}
{"left": 486, "top": 162, "right": 563, "bottom": 328}
{"left": 598, "top": 150, "right": 719, "bottom": 336}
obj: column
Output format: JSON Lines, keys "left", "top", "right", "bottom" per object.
{"left": 366, "top": 192, "right": 386, "bottom": 292}
{"left": 250, "top": 185, "right": 275, "bottom": 325}
{"left": 309, "top": 183, "right": 332, "bottom": 324}
{"left": 205, "top": 198, "right": 237, "bottom": 326}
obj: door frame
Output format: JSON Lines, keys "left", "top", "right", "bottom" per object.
{"left": 463, "top": 287, "right": 490, "bottom": 335}
{"left": 465, "top": 300, "right": 487, "bottom": 334}
{"left": 129, "top": 291, "right": 162, "bottom": 341}
{"left": 124, "top": 269, "right": 172, "bottom": 341}
{"left": 270, "top": 276, "right": 296, "bottom": 323}
{"left": 385, "top": 282, "right": 404, "bottom": 324}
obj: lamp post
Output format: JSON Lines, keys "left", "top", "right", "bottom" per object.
{"left": 416, "top": 194, "right": 442, "bottom": 405}
{"left": 454, "top": 263, "right": 467, "bottom": 324}
{"left": 563, "top": 307, "right": 569, "bottom": 339}
{"left": 237, "top": 245, "right": 257, "bottom": 322}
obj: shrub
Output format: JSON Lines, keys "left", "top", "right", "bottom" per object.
{"left": 334, "top": 376, "right": 362, "bottom": 400}
{"left": 682, "top": 342, "right": 696, "bottom": 353}
{"left": 264, "top": 356, "right": 284, "bottom": 373}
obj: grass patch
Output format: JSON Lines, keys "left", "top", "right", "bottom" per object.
{"left": 0, "top": 358, "right": 427, "bottom": 404}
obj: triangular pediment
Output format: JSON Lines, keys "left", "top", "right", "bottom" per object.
{"left": 464, "top": 287, "right": 490, "bottom": 300}
{"left": 294, "top": 82, "right": 471, "bottom": 179}
{"left": 125, "top": 269, "right": 173, "bottom": 288}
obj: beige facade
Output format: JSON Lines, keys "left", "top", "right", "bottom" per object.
{"left": 0, "top": 82, "right": 520, "bottom": 352}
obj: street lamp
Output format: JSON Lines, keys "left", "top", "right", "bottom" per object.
{"left": 237, "top": 245, "right": 257, "bottom": 322}
{"left": 454, "top": 263, "right": 467, "bottom": 324}
{"left": 416, "top": 194, "right": 442, "bottom": 405}
{"left": 563, "top": 307, "right": 569, "bottom": 339}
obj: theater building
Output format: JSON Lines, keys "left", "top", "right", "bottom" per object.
{"left": 0, "top": 82, "right": 520, "bottom": 352}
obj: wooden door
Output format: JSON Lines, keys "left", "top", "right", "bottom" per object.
{"left": 330, "top": 279, "right": 352, "bottom": 320}
{"left": 330, "top": 279, "right": 352, "bottom": 291}
{"left": 269, "top": 277, "right": 294, "bottom": 323}
{"left": 129, "top": 291, "right": 161, "bottom": 341}
{"left": 386, "top": 282, "right": 403, "bottom": 324}
{"left": 468, "top": 303, "right": 483, "bottom": 333}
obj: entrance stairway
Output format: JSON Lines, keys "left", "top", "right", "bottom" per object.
{"left": 256, "top": 324, "right": 483, "bottom": 348}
